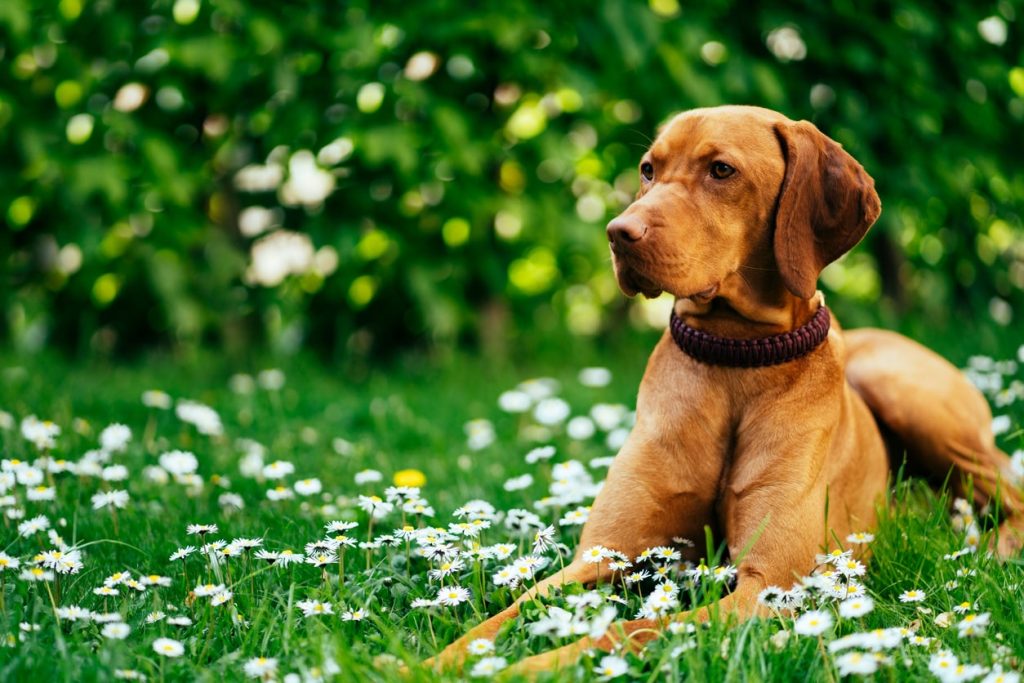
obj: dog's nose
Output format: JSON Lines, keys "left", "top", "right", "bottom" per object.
{"left": 606, "top": 215, "right": 646, "bottom": 244}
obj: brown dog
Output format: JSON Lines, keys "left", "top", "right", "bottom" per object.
{"left": 428, "top": 105, "right": 1023, "bottom": 674}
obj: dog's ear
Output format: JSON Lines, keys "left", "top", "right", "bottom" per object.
{"left": 772, "top": 120, "right": 881, "bottom": 299}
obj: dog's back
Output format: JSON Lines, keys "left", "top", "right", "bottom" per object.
{"left": 843, "top": 327, "right": 1023, "bottom": 554}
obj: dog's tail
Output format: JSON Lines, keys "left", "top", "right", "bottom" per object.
{"left": 842, "top": 327, "right": 1024, "bottom": 556}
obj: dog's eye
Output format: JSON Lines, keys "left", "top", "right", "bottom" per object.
{"left": 640, "top": 162, "right": 654, "bottom": 182}
{"left": 710, "top": 161, "right": 735, "bottom": 179}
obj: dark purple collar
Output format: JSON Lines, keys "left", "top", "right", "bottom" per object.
{"left": 669, "top": 304, "right": 831, "bottom": 367}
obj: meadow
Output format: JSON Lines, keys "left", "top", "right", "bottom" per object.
{"left": 1, "top": 342, "right": 1022, "bottom": 682}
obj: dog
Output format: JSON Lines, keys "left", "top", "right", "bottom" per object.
{"left": 426, "top": 105, "right": 1024, "bottom": 674}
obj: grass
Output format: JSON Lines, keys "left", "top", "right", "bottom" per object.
{"left": 0, "top": 339, "right": 1022, "bottom": 682}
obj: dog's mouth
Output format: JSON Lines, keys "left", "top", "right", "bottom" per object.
{"left": 614, "top": 261, "right": 664, "bottom": 299}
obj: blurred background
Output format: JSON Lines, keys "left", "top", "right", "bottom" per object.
{"left": 2, "top": 0, "right": 1022, "bottom": 363}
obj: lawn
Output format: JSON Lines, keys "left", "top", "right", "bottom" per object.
{"left": 1, "top": 339, "right": 1022, "bottom": 682}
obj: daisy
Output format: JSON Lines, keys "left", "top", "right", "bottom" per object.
{"left": 152, "top": 637, "right": 185, "bottom": 657}
{"left": 186, "top": 523, "right": 218, "bottom": 536}
{"left": 498, "top": 389, "right": 532, "bottom": 413}
{"left": 953, "top": 601, "right": 975, "bottom": 614}
{"left": 429, "top": 558, "right": 466, "bottom": 581}
{"left": 532, "top": 525, "right": 556, "bottom": 553}
{"left": 982, "top": 667, "right": 1021, "bottom": 683}
{"left": 838, "top": 596, "right": 875, "bottom": 618}
{"left": 341, "top": 609, "right": 366, "bottom": 621}
{"left": 104, "top": 571, "right": 132, "bottom": 587}
{"left": 141, "top": 390, "right": 172, "bottom": 409}
{"left": 56, "top": 605, "right": 92, "bottom": 621}
{"left": 275, "top": 549, "right": 304, "bottom": 566}
{"left": 305, "top": 552, "right": 337, "bottom": 567}
{"left": 595, "top": 655, "right": 628, "bottom": 680}
{"left": 99, "top": 424, "right": 132, "bottom": 453}
{"left": 262, "top": 461, "right": 295, "bottom": 480}
{"left": 354, "top": 469, "right": 383, "bottom": 485}
{"left": 326, "top": 520, "right": 359, "bottom": 533}
{"left": 266, "top": 486, "right": 294, "bottom": 501}
{"left": 467, "top": 638, "right": 494, "bottom": 655}
{"left": 101, "top": 465, "right": 129, "bottom": 481}
{"left": 793, "top": 610, "right": 833, "bottom": 636}
{"left": 624, "top": 570, "right": 651, "bottom": 585}
{"left": 436, "top": 586, "right": 471, "bottom": 606}
{"left": 26, "top": 486, "right": 55, "bottom": 502}
{"left": 845, "top": 531, "right": 875, "bottom": 544}
{"left": 21, "top": 567, "right": 54, "bottom": 582}
{"left": 92, "top": 612, "right": 122, "bottom": 623}
{"left": 835, "top": 651, "right": 880, "bottom": 676}
{"left": 167, "top": 616, "right": 192, "bottom": 627}
{"left": 0, "top": 552, "right": 20, "bottom": 573}
{"left": 829, "top": 581, "right": 866, "bottom": 601}
{"left": 816, "top": 548, "right": 853, "bottom": 565}
{"left": 503, "top": 474, "right": 534, "bottom": 492}
{"left": 297, "top": 600, "right": 334, "bottom": 617}
{"left": 835, "top": 558, "right": 866, "bottom": 577}
{"left": 357, "top": 495, "right": 394, "bottom": 517}
{"left": 102, "top": 622, "right": 131, "bottom": 639}
{"left": 169, "top": 546, "right": 196, "bottom": 562}
{"left": 524, "top": 445, "right": 556, "bottom": 464}
{"left": 559, "top": 506, "right": 590, "bottom": 526}
{"left": 243, "top": 657, "right": 278, "bottom": 680}
{"left": 211, "top": 591, "right": 233, "bottom": 606}
{"left": 193, "top": 583, "right": 225, "bottom": 597}
{"left": 470, "top": 656, "right": 508, "bottom": 678}
{"left": 159, "top": 450, "right": 198, "bottom": 476}
{"left": 899, "top": 589, "right": 926, "bottom": 603}
{"left": 957, "top": 612, "right": 990, "bottom": 638}
{"left": 91, "top": 490, "right": 130, "bottom": 510}
{"left": 146, "top": 611, "right": 166, "bottom": 624}
{"left": 711, "top": 565, "right": 738, "bottom": 583}
{"left": 581, "top": 545, "right": 610, "bottom": 564}
{"left": 410, "top": 598, "right": 437, "bottom": 608}
{"left": 175, "top": 400, "right": 223, "bottom": 436}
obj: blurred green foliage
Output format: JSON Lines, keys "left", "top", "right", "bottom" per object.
{"left": 2, "top": 0, "right": 1023, "bottom": 358}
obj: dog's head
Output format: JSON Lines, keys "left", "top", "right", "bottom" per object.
{"left": 607, "top": 106, "right": 880, "bottom": 301}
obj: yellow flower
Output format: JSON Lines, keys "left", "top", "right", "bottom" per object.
{"left": 393, "top": 468, "right": 426, "bottom": 487}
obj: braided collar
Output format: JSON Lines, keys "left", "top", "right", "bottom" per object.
{"left": 669, "top": 304, "right": 831, "bottom": 368}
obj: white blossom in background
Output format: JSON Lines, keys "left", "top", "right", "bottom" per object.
{"left": 175, "top": 401, "right": 223, "bottom": 436}
{"left": 21, "top": 416, "right": 60, "bottom": 450}
{"left": 766, "top": 26, "right": 807, "bottom": 62}
{"left": 566, "top": 416, "right": 596, "bottom": 440}
{"left": 991, "top": 415, "right": 1011, "bottom": 436}
{"left": 977, "top": 16, "right": 1008, "bottom": 45}
{"left": 142, "top": 390, "right": 172, "bottom": 410}
{"left": 279, "top": 150, "right": 335, "bottom": 208}
{"left": 317, "top": 137, "right": 354, "bottom": 166}
{"left": 234, "top": 162, "right": 284, "bottom": 192}
{"left": 578, "top": 367, "right": 612, "bottom": 387}
{"left": 246, "top": 231, "right": 315, "bottom": 287}
{"left": 1010, "top": 450, "right": 1024, "bottom": 485}
{"left": 99, "top": 424, "right": 132, "bottom": 454}
{"left": 533, "top": 397, "right": 570, "bottom": 425}
{"left": 465, "top": 419, "right": 496, "bottom": 451}
{"left": 498, "top": 389, "right": 532, "bottom": 413}
{"left": 404, "top": 51, "right": 439, "bottom": 81}
{"left": 238, "top": 206, "right": 278, "bottom": 237}
{"left": 113, "top": 83, "right": 149, "bottom": 112}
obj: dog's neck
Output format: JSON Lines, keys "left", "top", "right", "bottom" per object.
{"left": 674, "top": 269, "right": 822, "bottom": 340}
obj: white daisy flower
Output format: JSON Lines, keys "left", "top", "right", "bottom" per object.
{"left": 793, "top": 610, "right": 833, "bottom": 636}
{"left": 152, "top": 637, "right": 185, "bottom": 657}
